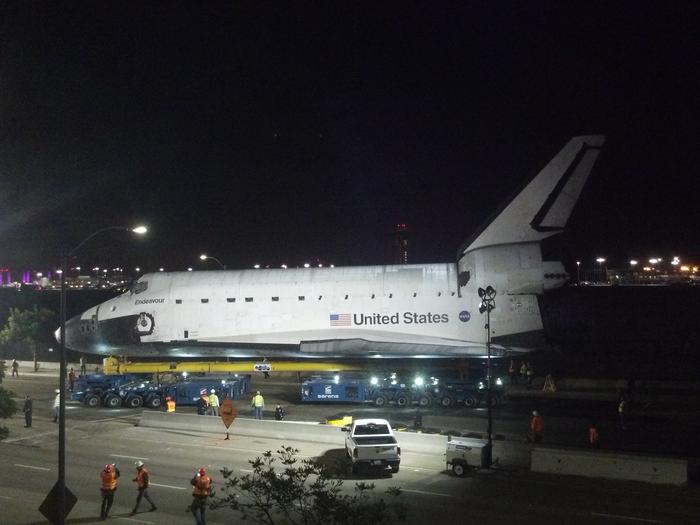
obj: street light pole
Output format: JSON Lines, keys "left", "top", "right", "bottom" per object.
{"left": 478, "top": 285, "right": 496, "bottom": 468}
{"left": 199, "top": 254, "right": 226, "bottom": 270}
{"left": 56, "top": 226, "right": 146, "bottom": 524}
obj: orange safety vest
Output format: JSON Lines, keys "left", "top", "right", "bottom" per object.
{"left": 589, "top": 426, "right": 600, "bottom": 445}
{"left": 101, "top": 469, "right": 118, "bottom": 491}
{"left": 192, "top": 475, "right": 211, "bottom": 497}
{"left": 530, "top": 416, "right": 544, "bottom": 435}
{"left": 136, "top": 468, "right": 149, "bottom": 488}
{"left": 166, "top": 399, "right": 176, "bottom": 412}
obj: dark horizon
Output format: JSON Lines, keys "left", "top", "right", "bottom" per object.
{"left": 1, "top": 2, "right": 698, "bottom": 273}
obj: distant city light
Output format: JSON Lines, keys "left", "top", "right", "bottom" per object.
{"left": 318, "top": 264, "right": 323, "bottom": 268}
{"left": 56, "top": 269, "right": 63, "bottom": 274}
{"left": 131, "top": 226, "right": 148, "bottom": 234}
{"left": 671, "top": 256, "right": 680, "bottom": 266}
{"left": 159, "top": 268, "right": 164, "bottom": 272}
{"left": 303, "top": 263, "right": 310, "bottom": 268}
{"left": 595, "top": 257, "right": 606, "bottom": 263}
{"left": 576, "top": 261, "right": 580, "bottom": 266}
{"left": 103, "top": 269, "right": 108, "bottom": 273}
{"left": 36, "top": 272, "right": 43, "bottom": 277}
{"left": 93, "top": 267, "right": 99, "bottom": 271}
{"left": 135, "top": 267, "right": 140, "bottom": 272}
{"left": 330, "top": 264, "right": 335, "bottom": 268}
{"left": 281, "top": 264, "right": 287, "bottom": 269}
{"left": 199, "top": 254, "right": 207, "bottom": 261}
{"left": 680, "top": 265, "right": 690, "bottom": 272}
{"left": 75, "top": 266, "right": 81, "bottom": 271}
{"left": 414, "top": 376, "right": 424, "bottom": 386}
{"left": 649, "top": 258, "right": 659, "bottom": 264}
{"left": 253, "top": 264, "right": 260, "bottom": 269}
{"left": 630, "top": 260, "right": 638, "bottom": 266}
{"left": 187, "top": 267, "right": 193, "bottom": 272}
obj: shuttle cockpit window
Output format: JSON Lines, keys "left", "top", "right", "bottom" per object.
{"left": 130, "top": 280, "right": 149, "bottom": 295}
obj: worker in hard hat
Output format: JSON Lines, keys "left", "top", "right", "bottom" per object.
{"left": 100, "top": 463, "right": 120, "bottom": 519}
{"left": 190, "top": 467, "right": 212, "bottom": 525}
{"left": 165, "top": 396, "right": 176, "bottom": 413}
{"left": 130, "top": 460, "right": 156, "bottom": 515}
{"left": 528, "top": 410, "right": 544, "bottom": 443}
{"left": 208, "top": 389, "right": 220, "bottom": 416}
{"left": 251, "top": 390, "right": 265, "bottom": 420}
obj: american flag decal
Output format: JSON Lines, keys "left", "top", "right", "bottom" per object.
{"left": 330, "top": 313, "right": 352, "bottom": 326}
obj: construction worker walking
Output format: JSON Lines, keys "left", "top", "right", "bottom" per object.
{"left": 100, "top": 463, "right": 120, "bottom": 520}
{"left": 208, "top": 389, "right": 220, "bottom": 416}
{"left": 190, "top": 467, "right": 212, "bottom": 525}
{"left": 52, "top": 389, "right": 60, "bottom": 423}
{"left": 528, "top": 410, "right": 544, "bottom": 443}
{"left": 11, "top": 358, "right": 19, "bottom": 377}
{"left": 165, "top": 396, "right": 176, "bottom": 412}
{"left": 131, "top": 460, "right": 157, "bottom": 515}
{"left": 23, "top": 395, "right": 33, "bottom": 428}
{"left": 251, "top": 391, "right": 264, "bottom": 420}
{"left": 588, "top": 421, "right": 600, "bottom": 448}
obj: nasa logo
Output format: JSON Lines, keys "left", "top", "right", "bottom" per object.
{"left": 459, "top": 310, "right": 471, "bottom": 322}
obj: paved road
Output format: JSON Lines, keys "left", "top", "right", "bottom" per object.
{"left": 1, "top": 373, "right": 700, "bottom": 524}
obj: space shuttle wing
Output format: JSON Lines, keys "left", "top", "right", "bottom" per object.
{"left": 462, "top": 135, "right": 605, "bottom": 255}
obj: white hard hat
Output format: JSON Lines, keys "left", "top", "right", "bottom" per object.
{"left": 135, "top": 460, "right": 144, "bottom": 468}
{"left": 210, "top": 389, "right": 215, "bottom": 393}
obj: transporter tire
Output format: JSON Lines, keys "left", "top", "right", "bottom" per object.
{"left": 440, "top": 396, "right": 454, "bottom": 408}
{"left": 125, "top": 395, "right": 143, "bottom": 408}
{"left": 374, "top": 395, "right": 387, "bottom": 407}
{"left": 396, "top": 395, "right": 408, "bottom": 407}
{"left": 84, "top": 394, "right": 100, "bottom": 408}
{"left": 391, "top": 465, "right": 400, "bottom": 474}
{"left": 145, "top": 395, "right": 162, "bottom": 409}
{"left": 463, "top": 395, "right": 478, "bottom": 408}
{"left": 418, "top": 395, "right": 432, "bottom": 407}
{"left": 104, "top": 394, "right": 121, "bottom": 409}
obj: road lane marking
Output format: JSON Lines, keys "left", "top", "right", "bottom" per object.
{"left": 110, "top": 454, "right": 150, "bottom": 460}
{"left": 149, "top": 482, "right": 187, "bottom": 490}
{"left": 15, "top": 464, "right": 51, "bottom": 471}
{"left": 402, "top": 489, "right": 453, "bottom": 498}
{"left": 116, "top": 517, "right": 155, "bottom": 524}
{"left": 591, "top": 512, "right": 664, "bottom": 523}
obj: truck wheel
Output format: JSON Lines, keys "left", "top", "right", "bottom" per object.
{"left": 126, "top": 395, "right": 143, "bottom": 408}
{"left": 418, "top": 395, "right": 432, "bottom": 407}
{"left": 145, "top": 395, "right": 162, "bottom": 409}
{"left": 464, "top": 395, "right": 478, "bottom": 408}
{"left": 391, "top": 465, "right": 400, "bottom": 473}
{"left": 396, "top": 395, "right": 408, "bottom": 407}
{"left": 84, "top": 394, "right": 100, "bottom": 408}
{"left": 452, "top": 461, "right": 468, "bottom": 477}
{"left": 104, "top": 394, "right": 121, "bottom": 408}
{"left": 440, "top": 396, "right": 453, "bottom": 408}
{"left": 374, "top": 396, "right": 387, "bottom": 407}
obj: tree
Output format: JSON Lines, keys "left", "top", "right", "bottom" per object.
{"left": 0, "top": 387, "right": 18, "bottom": 440}
{"left": 209, "top": 446, "right": 406, "bottom": 525}
{"left": 0, "top": 307, "right": 56, "bottom": 371}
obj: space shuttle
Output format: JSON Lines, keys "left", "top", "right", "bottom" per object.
{"left": 65, "top": 135, "right": 605, "bottom": 359}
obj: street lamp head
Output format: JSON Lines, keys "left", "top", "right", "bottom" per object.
{"left": 200, "top": 254, "right": 208, "bottom": 261}
{"left": 576, "top": 261, "right": 580, "bottom": 266}
{"left": 131, "top": 226, "right": 148, "bottom": 235}
{"left": 596, "top": 257, "right": 606, "bottom": 263}
{"left": 630, "top": 260, "right": 638, "bottom": 266}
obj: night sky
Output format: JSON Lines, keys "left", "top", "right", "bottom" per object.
{"left": 1, "top": 2, "right": 698, "bottom": 275}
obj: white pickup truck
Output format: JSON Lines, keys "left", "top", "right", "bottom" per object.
{"left": 343, "top": 418, "right": 401, "bottom": 474}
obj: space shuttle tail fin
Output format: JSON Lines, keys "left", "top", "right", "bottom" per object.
{"left": 460, "top": 135, "right": 605, "bottom": 256}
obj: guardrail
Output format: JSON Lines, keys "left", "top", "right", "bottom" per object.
{"left": 531, "top": 446, "right": 688, "bottom": 485}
